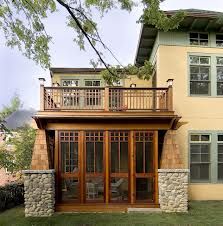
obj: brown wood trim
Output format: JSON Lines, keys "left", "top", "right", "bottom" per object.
{"left": 154, "top": 131, "right": 159, "bottom": 205}
{"left": 54, "top": 130, "right": 59, "bottom": 203}
{"left": 79, "top": 131, "right": 84, "bottom": 203}
{"left": 105, "top": 131, "right": 109, "bottom": 203}
{"left": 130, "top": 131, "right": 134, "bottom": 204}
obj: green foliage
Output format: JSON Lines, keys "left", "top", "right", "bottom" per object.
{"left": 0, "top": 125, "right": 36, "bottom": 173}
{"left": 0, "top": 95, "right": 21, "bottom": 133}
{"left": 139, "top": 0, "right": 186, "bottom": 32}
{"left": 101, "top": 60, "right": 154, "bottom": 85}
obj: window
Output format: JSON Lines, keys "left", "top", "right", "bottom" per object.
{"left": 217, "top": 57, "right": 223, "bottom": 95}
{"left": 85, "top": 80, "right": 101, "bottom": 87}
{"left": 189, "top": 56, "right": 211, "bottom": 95}
{"left": 62, "top": 79, "right": 79, "bottom": 87}
{"left": 216, "top": 34, "right": 223, "bottom": 47}
{"left": 218, "top": 135, "right": 223, "bottom": 181}
{"left": 190, "top": 134, "right": 211, "bottom": 182}
{"left": 190, "top": 33, "right": 209, "bottom": 46}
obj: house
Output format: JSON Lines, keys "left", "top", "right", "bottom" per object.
{"left": 23, "top": 9, "right": 223, "bottom": 217}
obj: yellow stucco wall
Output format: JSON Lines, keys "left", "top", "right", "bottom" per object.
{"left": 156, "top": 45, "right": 223, "bottom": 200}
{"left": 51, "top": 73, "right": 152, "bottom": 88}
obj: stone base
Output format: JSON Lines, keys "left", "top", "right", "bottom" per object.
{"left": 158, "top": 169, "right": 189, "bottom": 213}
{"left": 22, "top": 170, "right": 55, "bottom": 217}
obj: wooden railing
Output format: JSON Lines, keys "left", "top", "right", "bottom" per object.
{"left": 41, "top": 86, "right": 173, "bottom": 112}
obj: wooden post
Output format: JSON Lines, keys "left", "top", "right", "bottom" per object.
{"left": 104, "top": 87, "right": 109, "bottom": 111}
{"left": 167, "top": 86, "right": 173, "bottom": 111}
{"left": 130, "top": 131, "right": 134, "bottom": 204}
{"left": 39, "top": 78, "right": 45, "bottom": 111}
{"left": 154, "top": 131, "right": 159, "bottom": 205}
{"left": 105, "top": 131, "right": 109, "bottom": 203}
{"left": 79, "top": 131, "right": 85, "bottom": 203}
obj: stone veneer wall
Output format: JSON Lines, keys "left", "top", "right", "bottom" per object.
{"left": 23, "top": 170, "right": 55, "bottom": 217}
{"left": 158, "top": 169, "right": 189, "bottom": 212}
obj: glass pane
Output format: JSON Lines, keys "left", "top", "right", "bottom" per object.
{"left": 136, "top": 178, "right": 154, "bottom": 201}
{"left": 190, "top": 66, "right": 199, "bottom": 74}
{"left": 200, "top": 164, "right": 209, "bottom": 180}
{"left": 111, "top": 142, "right": 119, "bottom": 173}
{"left": 218, "top": 163, "right": 223, "bottom": 180}
{"left": 201, "top": 135, "right": 210, "bottom": 141}
{"left": 190, "top": 33, "right": 198, "bottom": 39}
{"left": 61, "top": 142, "right": 69, "bottom": 173}
{"left": 216, "top": 34, "right": 223, "bottom": 41}
{"left": 110, "top": 178, "right": 128, "bottom": 202}
{"left": 85, "top": 81, "right": 92, "bottom": 86}
{"left": 201, "top": 154, "right": 209, "bottom": 162}
{"left": 218, "top": 154, "right": 223, "bottom": 162}
{"left": 145, "top": 142, "right": 153, "bottom": 173}
{"left": 200, "top": 33, "right": 208, "bottom": 39}
{"left": 120, "top": 142, "right": 128, "bottom": 173}
{"left": 191, "top": 135, "right": 200, "bottom": 141}
{"left": 70, "top": 142, "right": 78, "bottom": 172}
{"left": 217, "top": 67, "right": 223, "bottom": 81}
{"left": 190, "top": 81, "right": 210, "bottom": 95}
{"left": 61, "top": 178, "right": 79, "bottom": 201}
{"left": 200, "top": 57, "right": 209, "bottom": 65}
{"left": 191, "top": 154, "right": 200, "bottom": 163}
{"left": 190, "top": 56, "right": 199, "bottom": 64}
{"left": 201, "top": 144, "right": 209, "bottom": 154}
{"left": 190, "top": 164, "right": 209, "bottom": 181}
{"left": 217, "top": 41, "right": 223, "bottom": 47}
{"left": 86, "top": 177, "right": 104, "bottom": 201}
{"left": 191, "top": 144, "right": 201, "bottom": 154}
{"left": 62, "top": 80, "right": 78, "bottom": 87}
{"left": 218, "top": 144, "right": 223, "bottom": 155}
{"left": 218, "top": 135, "right": 223, "bottom": 142}
{"left": 136, "top": 142, "right": 143, "bottom": 173}
{"left": 217, "top": 57, "right": 223, "bottom": 65}
{"left": 217, "top": 82, "right": 223, "bottom": 95}
{"left": 86, "top": 142, "right": 94, "bottom": 173}
{"left": 200, "top": 40, "right": 208, "bottom": 46}
{"left": 95, "top": 142, "right": 103, "bottom": 173}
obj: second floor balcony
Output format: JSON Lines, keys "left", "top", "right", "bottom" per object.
{"left": 40, "top": 86, "right": 173, "bottom": 112}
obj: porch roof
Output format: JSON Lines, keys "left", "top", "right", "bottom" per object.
{"left": 135, "top": 9, "right": 223, "bottom": 66}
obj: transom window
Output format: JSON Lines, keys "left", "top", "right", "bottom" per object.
{"left": 62, "top": 79, "right": 79, "bottom": 87}
{"left": 190, "top": 33, "right": 209, "bottom": 46}
{"left": 216, "top": 34, "right": 223, "bottom": 47}
{"left": 218, "top": 135, "right": 223, "bottom": 181}
{"left": 189, "top": 56, "right": 211, "bottom": 95}
{"left": 217, "top": 57, "right": 223, "bottom": 95}
{"left": 190, "top": 134, "right": 211, "bottom": 182}
{"left": 85, "top": 80, "right": 101, "bottom": 87}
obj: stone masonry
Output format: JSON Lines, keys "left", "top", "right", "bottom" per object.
{"left": 23, "top": 170, "right": 55, "bottom": 217}
{"left": 158, "top": 169, "right": 189, "bottom": 212}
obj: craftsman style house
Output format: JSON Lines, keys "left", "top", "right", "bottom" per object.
{"left": 23, "top": 9, "right": 223, "bottom": 216}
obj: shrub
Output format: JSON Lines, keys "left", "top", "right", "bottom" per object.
{"left": 0, "top": 183, "right": 24, "bottom": 211}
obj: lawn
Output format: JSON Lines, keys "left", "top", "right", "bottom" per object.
{"left": 0, "top": 201, "right": 223, "bottom": 226}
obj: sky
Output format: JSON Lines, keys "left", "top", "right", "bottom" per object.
{"left": 1, "top": 0, "right": 223, "bottom": 110}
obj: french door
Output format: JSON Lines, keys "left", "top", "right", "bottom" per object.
{"left": 57, "top": 130, "right": 157, "bottom": 204}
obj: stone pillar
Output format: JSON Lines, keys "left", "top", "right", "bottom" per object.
{"left": 158, "top": 169, "right": 189, "bottom": 212}
{"left": 31, "top": 129, "right": 50, "bottom": 170}
{"left": 23, "top": 170, "right": 55, "bottom": 217}
{"left": 158, "top": 130, "right": 189, "bottom": 212}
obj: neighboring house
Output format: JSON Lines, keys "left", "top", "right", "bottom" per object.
{"left": 23, "top": 9, "right": 223, "bottom": 217}
{"left": 0, "top": 109, "right": 36, "bottom": 186}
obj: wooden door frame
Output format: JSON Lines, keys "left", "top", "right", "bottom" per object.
{"left": 54, "top": 129, "right": 159, "bottom": 206}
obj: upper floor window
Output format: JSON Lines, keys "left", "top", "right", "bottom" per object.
{"left": 190, "top": 134, "right": 211, "bottom": 182}
{"left": 216, "top": 34, "right": 223, "bottom": 47}
{"left": 85, "top": 80, "right": 101, "bottom": 87}
{"left": 190, "top": 33, "right": 209, "bottom": 46}
{"left": 217, "top": 57, "right": 223, "bottom": 95}
{"left": 62, "top": 79, "right": 79, "bottom": 87}
{"left": 189, "top": 56, "right": 211, "bottom": 95}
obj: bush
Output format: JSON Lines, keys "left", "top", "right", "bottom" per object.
{"left": 0, "top": 183, "right": 24, "bottom": 211}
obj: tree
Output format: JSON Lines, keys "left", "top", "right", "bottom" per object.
{"left": 0, "top": 0, "right": 185, "bottom": 83}
{"left": 0, "top": 95, "right": 21, "bottom": 134}
{"left": 0, "top": 125, "right": 36, "bottom": 173}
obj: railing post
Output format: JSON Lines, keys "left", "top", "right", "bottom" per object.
{"left": 104, "top": 87, "right": 109, "bottom": 111}
{"left": 39, "top": 78, "right": 46, "bottom": 111}
{"left": 166, "top": 79, "right": 174, "bottom": 111}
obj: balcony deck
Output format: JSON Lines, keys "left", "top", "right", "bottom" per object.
{"left": 42, "top": 87, "right": 172, "bottom": 112}
{"left": 34, "top": 86, "right": 180, "bottom": 129}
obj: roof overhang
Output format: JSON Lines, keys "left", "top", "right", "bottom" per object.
{"left": 135, "top": 9, "right": 223, "bottom": 66}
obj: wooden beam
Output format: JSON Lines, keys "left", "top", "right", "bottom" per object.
{"left": 130, "top": 131, "right": 134, "bottom": 204}
{"left": 154, "top": 131, "right": 159, "bottom": 205}
{"left": 105, "top": 131, "right": 109, "bottom": 203}
{"left": 79, "top": 131, "right": 85, "bottom": 203}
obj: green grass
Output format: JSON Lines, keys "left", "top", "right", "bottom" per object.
{"left": 0, "top": 202, "right": 223, "bottom": 226}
